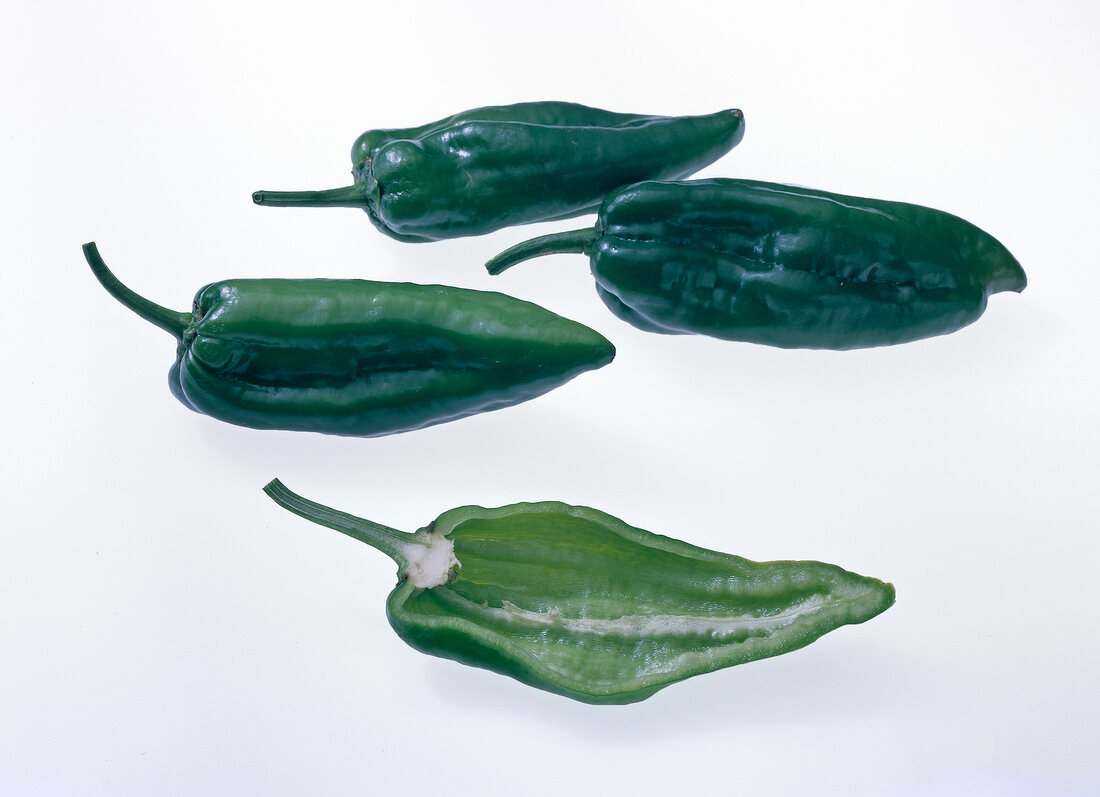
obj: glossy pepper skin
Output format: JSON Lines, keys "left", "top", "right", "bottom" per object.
{"left": 263, "top": 480, "right": 895, "bottom": 705}
{"left": 84, "top": 243, "right": 614, "bottom": 437}
{"left": 252, "top": 102, "right": 745, "bottom": 242}
{"left": 486, "top": 179, "right": 1027, "bottom": 349}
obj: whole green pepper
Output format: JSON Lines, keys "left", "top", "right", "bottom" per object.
{"left": 263, "top": 480, "right": 895, "bottom": 705}
{"left": 486, "top": 179, "right": 1027, "bottom": 349}
{"left": 84, "top": 243, "right": 614, "bottom": 437}
{"left": 252, "top": 102, "right": 745, "bottom": 242}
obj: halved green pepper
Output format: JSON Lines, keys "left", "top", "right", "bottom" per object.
{"left": 252, "top": 102, "right": 745, "bottom": 242}
{"left": 84, "top": 242, "right": 614, "bottom": 437}
{"left": 486, "top": 178, "right": 1027, "bottom": 349}
{"left": 263, "top": 480, "right": 895, "bottom": 705}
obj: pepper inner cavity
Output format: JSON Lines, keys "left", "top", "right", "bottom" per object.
{"left": 444, "top": 515, "right": 832, "bottom": 622}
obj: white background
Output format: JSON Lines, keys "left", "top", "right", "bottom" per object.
{"left": 2, "top": 1, "right": 1097, "bottom": 794}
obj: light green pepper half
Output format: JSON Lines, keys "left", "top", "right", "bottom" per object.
{"left": 264, "top": 480, "right": 895, "bottom": 705}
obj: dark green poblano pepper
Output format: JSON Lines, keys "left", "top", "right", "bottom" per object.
{"left": 263, "top": 480, "right": 895, "bottom": 705}
{"left": 486, "top": 178, "right": 1027, "bottom": 349}
{"left": 84, "top": 243, "right": 614, "bottom": 437}
{"left": 252, "top": 102, "right": 745, "bottom": 242}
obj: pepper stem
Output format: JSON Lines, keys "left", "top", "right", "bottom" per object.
{"left": 263, "top": 479, "right": 421, "bottom": 568}
{"left": 83, "top": 242, "right": 192, "bottom": 341}
{"left": 252, "top": 185, "right": 368, "bottom": 208}
{"left": 485, "top": 228, "right": 597, "bottom": 275}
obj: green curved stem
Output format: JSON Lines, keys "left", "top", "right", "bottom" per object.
{"left": 83, "top": 242, "right": 191, "bottom": 340}
{"left": 263, "top": 479, "right": 420, "bottom": 567}
{"left": 485, "top": 228, "right": 597, "bottom": 275}
{"left": 252, "top": 185, "right": 368, "bottom": 208}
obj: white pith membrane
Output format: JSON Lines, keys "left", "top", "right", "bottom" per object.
{"left": 488, "top": 593, "right": 832, "bottom": 637}
{"left": 399, "top": 532, "right": 459, "bottom": 589}
{"left": 413, "top": 584, "right": 866, "bottom": 646}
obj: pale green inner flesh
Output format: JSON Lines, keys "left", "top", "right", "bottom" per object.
{"left": 398, "top": 512, "right": 882, "bottom": 690}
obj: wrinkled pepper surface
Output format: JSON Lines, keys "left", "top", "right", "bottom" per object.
{"left": 486, "top": 179, "right": 1027, "bottom": 349}
{"left": 84, "top": 242, "right": 613, "bottom": 437}
{"left": 263, "top": 479, "right": 895, "bottom": 705}
{"left": 252, "top": 102, "right": 744, "bottom": 242}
